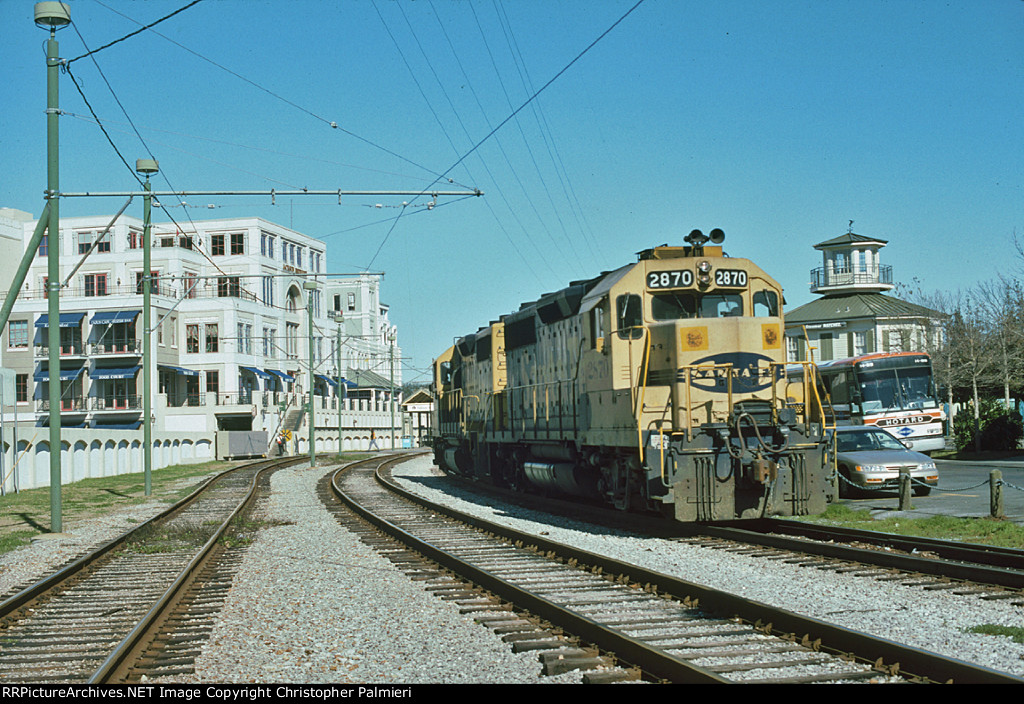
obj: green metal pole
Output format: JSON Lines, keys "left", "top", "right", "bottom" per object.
{"left": 0, "top": 204, "right": 49, "bottom": 334}
{"left": 307, "top": 287, "right": 315, "bottom": 467}
{"left": 45, "top": 31, "right": 62, "bottom": 533}
{"left": 337, "top": 323, "right": 343, "bottom": 454}
{"left": 142, "top": 174, "right": 153, "bottom": 496}
{"left": 389, "top": 335, "right": 395, "bottom": 450}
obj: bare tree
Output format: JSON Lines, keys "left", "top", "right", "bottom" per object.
{"left": 976, "top": 277, "right": 1024, "bottom": 409}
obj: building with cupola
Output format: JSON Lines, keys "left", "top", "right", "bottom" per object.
{"left": 785, "top": 230, "right": 945, "bottom": 362}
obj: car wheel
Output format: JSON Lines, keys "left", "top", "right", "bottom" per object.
{"left": 913, "top": 485, "right": 932, "bottom": 497}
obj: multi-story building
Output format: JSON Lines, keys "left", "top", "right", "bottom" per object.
{"left": 0, "top": 212, "right": 405, "bottom": 477}
{"left": 325, "top": 274, "right": 402, "bottom": 403}
{"left": 785, "top": 231, "right": 945, "bottom": 362}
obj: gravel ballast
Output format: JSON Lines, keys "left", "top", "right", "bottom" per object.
{"left": 4, "top": 454, "right": 1022, "bottom": 683}
{"left": 390, "top": 454, "right": 1024, "bottom": 679}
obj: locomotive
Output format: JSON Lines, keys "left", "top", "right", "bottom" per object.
{"left": 431, "top": 229, "right": 830, "bottom": 521}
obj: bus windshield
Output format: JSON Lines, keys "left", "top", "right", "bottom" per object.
{"left": 857, "top": 365, "right": 938, "bottom": 412}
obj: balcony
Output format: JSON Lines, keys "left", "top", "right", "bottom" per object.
{"left": 37, "top": 397, "right": 87, "bottom": 413}
{"left": 91, "top": 395, "right": 143, "bottom": 411}
{"left": 166, "top": 393, "right": 205, "bottom": 408}
{"left": 34, "top": 342, "right": 86, "bottom": 358}
{"left": 809, "top": 264, "right": 893, "bottom": 294}
{"left": 91, "top": 340, "right": 142, "bottom": 356}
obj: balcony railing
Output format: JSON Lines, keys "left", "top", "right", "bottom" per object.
{"left": 810, "top": 264, "right": 892, "bottom": 292}
{"left": 166, "top": 393, "right": 205, "bottom": 408}
{"left": 91, "top": 395, "right": 143, "bottom": 411}
{"left": 91, "top": 340, "right": 141, "bottom": 355}
{"left": 34, "top": 342, "right": 85, "bottom": 357}
{"left": 37, "top": 397, "right": 87, "bottom": 413}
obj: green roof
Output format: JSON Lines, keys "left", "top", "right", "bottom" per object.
{"left": 785, "top": 292, "right": 945, "bottom": 325}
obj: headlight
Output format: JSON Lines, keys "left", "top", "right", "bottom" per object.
{"left": 921, "top": 461, "right": 936, "bottom": 471}
{"left": 697, "top": 260, "right": 712, "bottom": 285}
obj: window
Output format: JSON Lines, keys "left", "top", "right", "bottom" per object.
{"left": 262, "top": 276, "right": 275, "bottom": 307}
{"left": 136, "top": 271, "right": 159, "bottom": 295}
{"left": 128, "top": 230, "right": 142, "bottom": 249}
{"left": 170, "top": 317, "right": 177, "bottom": 348}
{"left": 9, "top": 320, "right": 28, "bottom": 348}
{"left": 753, "top": 290, "right": 779, "bottom": 317}
{"left": 296, "top": 247, "right": 303, "bottom": 268}
{"left": 347, "top": 292, "right": 356, "bottom": 311}
{"left": 230, "top": 232, "right": 245, "bottom": 255}
{"left": 205, "top": 324, "right": 219, "bottom": 353}
{"left": 244, "top": 324, "right": 253, "bottom": 355}
{"left": 217, "top": 276, "right": 241, "bottom": 298}
{"left": 616, "top": 294, "right": 643, "bottom": 339}
{"left": 38, "top": 234, "right": 47, "bottom": 257}
{"left": 286, "top": 323, "right": 299, "bottom": 359}
{"left": 78, "top": 231, "right": 110, "bottom": 254}
{"left": 206, "top": 370, "right": 219, "bottom": 396}
{"left": 211, "top": 233, "right": 225, "bottom": 256}
{"left": 15, "top": 374, "right": 28, "bottom": 403}
{"left": 84, "top": 273, "right": 107, "bottom": 297}
{"left": 183, "top": 273, "right": 198, "bottom": 299}
{"left": 186, "top": 324, "right": 200, "bottom": 354}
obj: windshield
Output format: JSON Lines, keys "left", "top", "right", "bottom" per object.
{"left": 836, "top": 429, "right": 906, "bottom": 452}
{"left": 651, "top": 292, "right": 744, "bottom": 320}
{"left": 856, "top": 365, "right": 938, "bottom": 412}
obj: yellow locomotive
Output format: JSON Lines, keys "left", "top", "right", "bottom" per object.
{"left": 432, "top": 229, "right": 829, "bottom": 521}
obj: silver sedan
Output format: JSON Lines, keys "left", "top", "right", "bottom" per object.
{"left": 830, "top": 426, "right": 939, "bottom": 498}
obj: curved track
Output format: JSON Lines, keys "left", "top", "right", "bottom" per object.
{"left": 329, "top": 454, "right": 1024, "bottom": 684}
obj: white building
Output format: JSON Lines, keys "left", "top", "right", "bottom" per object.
{"left": 0, "top": 211, "right": 406, "bottom": 484}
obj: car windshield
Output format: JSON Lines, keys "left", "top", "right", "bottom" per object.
{"left": 835, "top": 429, "right": 906, "bottom": 453}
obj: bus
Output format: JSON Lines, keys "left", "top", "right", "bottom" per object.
{"left": 812, "top": 352, "right": 946, "bottom": 453}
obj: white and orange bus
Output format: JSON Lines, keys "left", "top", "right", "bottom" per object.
{"left": 812, "top": 352, "right": 946, "bottom": 453}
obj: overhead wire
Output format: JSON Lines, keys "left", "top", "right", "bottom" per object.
{"left": 366, "top": 0, "right": 647, "bottom": 268}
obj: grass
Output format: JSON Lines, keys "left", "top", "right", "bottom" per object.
{"left": 967, "top": 625, "right": 1024, "bottom": 644}
{"left": 0, "top": 460, "right": 234, "bottom": 556}
{"left": 798, "top": 503, "right": 1024, "bottom": 548}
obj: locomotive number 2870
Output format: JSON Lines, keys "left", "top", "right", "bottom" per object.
{"left": 647, "top": 270, "right": 693, "bottom": 289}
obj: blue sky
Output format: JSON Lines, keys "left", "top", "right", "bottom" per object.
{"left": 2, "top": 0, "right": 1021, "bottom": 386}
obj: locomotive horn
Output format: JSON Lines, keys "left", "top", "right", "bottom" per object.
{"left": 709, "top": 228, "right": 725, "bottom": 244}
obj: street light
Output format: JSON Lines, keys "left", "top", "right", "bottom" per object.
{"left": 330, "top": 310, "right": 345, "bottom": 454}
{"left": 36, "top": 1, "right": 71, "bottom": 533}
{"left": 303, "top": 280, "right": 317, "bottom": 467}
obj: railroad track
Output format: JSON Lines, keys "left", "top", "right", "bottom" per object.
{"left": 0, "top": 456, "right": 302, "bottom": 684}
{"left": 328, "top": 453, "right": 1024, "bottom": 684}
{"left": 439, "top": 466, "right": 1024, "bottom": 605}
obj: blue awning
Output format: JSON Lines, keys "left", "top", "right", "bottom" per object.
{"left": 91, "top": 365, "right": 141, "bottom": 380}
{"left": 35, "top": 312, "right": 86, "bottom": 328}
{"left": 241, "top": 366, "right": 273, "bottom": 380}
{"left": 338, "top": 377, "right": 357, "bottom": 389}
{"left": 90, "top": 310, "right": 141, "bottom": 325}
{"left": 159, "top": 365, "right": 199, "bottom": 377}
{"left": 316, "top": 374, "right": 339, "bottom": 387}
{"left": 265, "top": 369, "right": 295, "bottom": 383}
{"left": 34, "top": 367, "right": 85, "bottom": 381}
